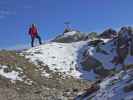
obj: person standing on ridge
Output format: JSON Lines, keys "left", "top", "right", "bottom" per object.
{"left": 28, "top": 24, "right": 42, "bottom": 47}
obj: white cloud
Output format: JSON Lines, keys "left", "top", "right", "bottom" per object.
{"left": 0, "top": 9, "right": 16, "bottom": 19}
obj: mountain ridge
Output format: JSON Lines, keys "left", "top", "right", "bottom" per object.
{"left": 0, "top": 26, "right": 133, "bottom": 100}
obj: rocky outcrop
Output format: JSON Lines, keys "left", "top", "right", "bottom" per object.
{"left": 81, "top": 55, "right": 102, "bottom": 71}
{"left": 81, "top": 48, "right": 112, "bottom": 77}
{"left": 88, "top": 39, "right": 104, "bottom": 47}
{"left": 128, "top": 27, "right": 133, "bottom": 56}
{"left": 82, "top": 26, "right": 133, "bottom": 73}
{"left": 99, "top": 28, "right": 117, "bottom": 39}
{"left": 81, "top": 48, "right": 103, "bottom": 70}
{"left": 52, "top": 31, "right": 85, "bottom": 43}
{"left": 76, "top": 83, "right": 100, "bottom": 99}
{"left": 124, "top": 83, "right": 133, "bottom": 93}
{"left": 112, "top": 27, "right": 132, "bottom": 66}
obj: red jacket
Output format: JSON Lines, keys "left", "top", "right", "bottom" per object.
{"left": 28, "top": 26, "right": 38, "bottom": 38}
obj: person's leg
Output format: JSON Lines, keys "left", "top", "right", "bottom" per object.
{"left": 31, "top": 37, "right": 35, "bottom": 47}
{"left": 36, "top": 35, "right": 42, "bottom": 45}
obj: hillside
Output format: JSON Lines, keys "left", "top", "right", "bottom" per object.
{"left": 0, "top": 26, "right": 133, "bottom": 100}
{"left": 23, "top": 41, "right": 97, "bottom": 80}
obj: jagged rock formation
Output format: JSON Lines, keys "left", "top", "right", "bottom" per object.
{"left": 81, "top": 27, "right": 133, "bottom": 73}
{"left": 99, "top": 28, "right": 117, "bottom": 39}
{"left": 110, "top": 27, "right": 133, "bottom": 69}
{"left": 52, "top": 31, "right": 86, "bottom": 43}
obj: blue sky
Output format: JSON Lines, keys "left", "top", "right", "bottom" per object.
{"left": 0, "top": 0, "right": 133, "bottom": 49}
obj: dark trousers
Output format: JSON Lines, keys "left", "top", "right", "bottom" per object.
{"left": 31, "top": 35, "right": 42, "bottom": 47}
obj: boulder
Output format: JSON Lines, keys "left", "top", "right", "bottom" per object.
{"left": 123, "top": 83, "right": 133, "bottom": 93}
{"left": 81, "top": 55, "right": 102, "bottom": 71}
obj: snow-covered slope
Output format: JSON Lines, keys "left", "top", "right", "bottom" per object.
{"left": 87, "top": 39, "right": 117, "bottom": 69}
{"left": 23, "top": 41, "right": 96, "bottom": 80}
{"left": 77, "top": 69, "right": 133, "bottom": 100}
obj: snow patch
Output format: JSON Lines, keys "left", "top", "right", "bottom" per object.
{"left": 63, "top": 31, "right": 77, "bottom": 37}
{"left": 24, "top": 41, "right": 96, "bottom": 80}
{"left": 0, "top": 65, "right": 23, "bottom": 81}
{"left": 0, "top": 65, "right": 33, "bottom": 85}
{"left": 100, "top": 38, "right": 111, "bottom": 43}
